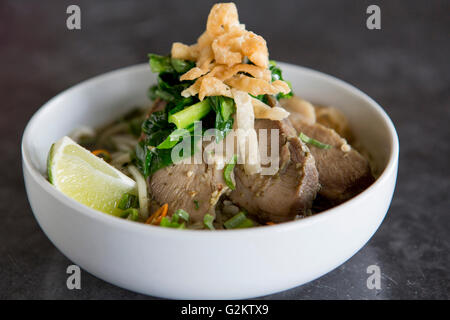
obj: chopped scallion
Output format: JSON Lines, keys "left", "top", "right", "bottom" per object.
{"left": 203, "top": 214, "right": 215, "bottom": 230}
{"left": 235, "top": 218, "right": 254, "bottom": 229}
{"left": 224, "top": 212, "right": 247, "bottom": 229}
{"left": 223, "top": 155, "right": 237, "bottom": 190}
{"left": 173, "top": 209, "right": 190, "bottom": 222}
{"left": 120, "top": 208, "right": 139, "bottom": 221}
{"left": 299, "top": 132, "right": 332, "bottom": 149}
{"left": 193, "top": 200, "right": 200, "bottom": 210}
{"left": 159, "top": 216, "right": 172, "bottom": 227}
{"left": 159, "top": 216, "right": 186, "bottom": 229}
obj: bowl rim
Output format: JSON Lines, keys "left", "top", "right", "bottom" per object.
{"left": 22, "top": 62, "right": 399, "bottom": 239}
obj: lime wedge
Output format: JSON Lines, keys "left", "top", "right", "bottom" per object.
{"left": 47, "top": 136, "right": 137, "bottom": 216}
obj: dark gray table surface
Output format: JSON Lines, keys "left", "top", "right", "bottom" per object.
{"left": 1, "top": 0, "right": 449, "bottom": 299}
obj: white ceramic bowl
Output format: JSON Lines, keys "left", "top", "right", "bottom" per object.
{"left": 22, "top": 63, "right": 398, "bottom": 299}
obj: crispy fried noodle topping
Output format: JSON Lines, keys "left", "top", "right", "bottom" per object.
{"left": 171, "top": 3, "right": 291, "bottom": 102}
{"left": 171, "top": 3, "right": 291, "bottom": 174}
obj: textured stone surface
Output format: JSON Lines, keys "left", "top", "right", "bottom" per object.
{"left": 0, "top": 0, "right": 449, "bottom": 299}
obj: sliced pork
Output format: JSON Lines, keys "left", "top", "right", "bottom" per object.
{"left": 149, "top": 160, "right": 228, "bottom": 223}
{"left": 280, "top": 95, "right": 375, "bottom": 207}
{"left": 295, "top": 120, "right": 374, "bottom": 205}
{"left": 230, "top": 119, "right": 320, "bottom": 222}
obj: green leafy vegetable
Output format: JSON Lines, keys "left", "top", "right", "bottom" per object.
{"left": 209, "top": 96, "right": 235, "bottom": 142}
{"left": 134, "top": 140, "right": 153, "bottom": 178}
{"left": 148, "top": 148, "right": 174, "bottom": 177}
{"left": 139, "top": 54, "right": 239, "bottom": 178}
{"left": 203, "top": 213, "right": 215, "bottom": 230}
{"left": 149, "top": 54, "right": 175, "bottom": 73}
{"left": 135, "top": 111, "right": 176, "bottom": 176}
{"left": 120, "top": 208, "right": 139, "bottom": 221}
{"left": 135, "top": 122, "right": 170, "bottom": 177}
{"left": 148, "top": 84, "right": 172, "bottom": 102}
{"left": 149, "top": 54, "right": 195, "bottom": 75}
{"left": 118, "top": 193, "right": 139, "bottom": 210}
{"left": 150, "top": 74, "right": 189, "bottom": 103}
{"left": 223, "top": 155, "right": 237, "bottom": 190}
{"left": 166, "top": 97, "right": 196, "bottom": 116}
{"left": 141, "top": 111, "right": 171, "bottom": 143}
{"left": 299, "top": 132, "right": 332, "bottom": 149}
{"left": 136, "top": 54, "right": 205, "bottom": 178}
{"left": 148, "top": 54, "right": 196, "bottom": 106}
{"left": 168, "top": 100, "right": 212, "bottom": 129}
{"left": 156, "top": 128, "right": 191, "bottom": 149}
{"left": 171, "top": 58, "right": 195, "bottom": 74}
{"left": 247, "top": 60, "right": 292, "bottom": 102}
{"left": 269, "top": 60, "right": 293, "bottom": 100}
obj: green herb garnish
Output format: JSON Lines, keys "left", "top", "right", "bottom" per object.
{"left": 203, "top": 214, "right": 215, "bottom": 230}
{"left": 224, "top": 155, "right": 237, "bottom": 190}
{"left": 120, "top": 208, "right": 139, "bottom": 221}
{"left": 299, "top": 132, "right": 332, "bottom": 149}
{"left": 117, "top": 193, "right": 139, "bottom": 210}
{"left": 209, "top": 96, "right": 235, "bottom": 142}
{"left": 160, "top": 216, "right": 186, "bottom": 229}
{"left": 235, "top": 218, "right": 254, "bottom": 228}
{"left": 137, "top": 53, "right": 239, "bottom": 178}
{"left": 269, "top": 60, "right": 293, "bottom": 100}
{"left": 224, "top": 212, "right": 254, "bottom": 229}
{"left": 193, "top": 200, "right": 200, "bottom": 210}
{"left": 173, "top": 209, "right": 190, "bottom": 222}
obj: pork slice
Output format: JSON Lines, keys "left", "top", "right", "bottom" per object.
{"left": 314, "top": 105, "right": 353, "bottom": 142}
{"left": 148, "top": 158, "right": 228, "bottom": 223}
{"left": 288, "top": 118, "right": 374, "bottom": 206}
{"left": 230, "top": 119, "right": 319, "bottom": 223}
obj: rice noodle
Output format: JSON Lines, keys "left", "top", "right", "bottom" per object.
{"left": 98, "top": 122, "right": 129, "bottom": 145}
{"left": 110, "top": 152, "right": 131, "bottom": 168}
{"left": 69, "top": 126, "right": 95, "bottom": 143}
{"left": 232, "top": 89, "right": 261, "bottom": 175}
{"left": 127, "top": 165, "right": 149, "bottom": 220}
{"left": 110, "top": 135, "right": 138, "bottom": 152}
